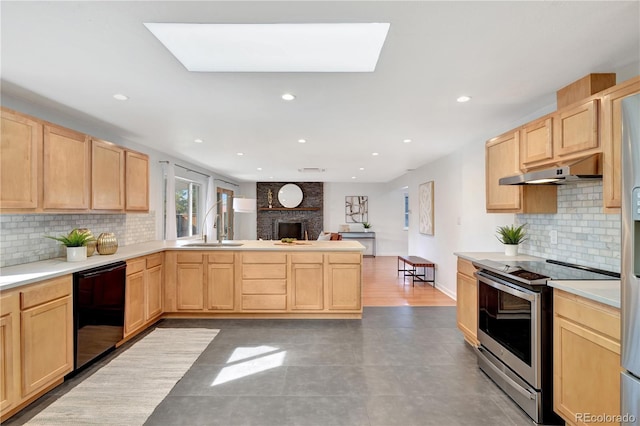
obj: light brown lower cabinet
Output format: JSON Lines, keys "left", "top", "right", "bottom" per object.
{"left": 290, "top": 253, "right": 324, "bottom": 311}
{"left": 327, "top": 253, "right": 362, "bottom": 311}
{"left": 124, "top": 254, "right": 163, "bottom": 338}
{"left": 164, "top": 250, "right": 362, "bottom": 316}
{"left": 0, "top": 276, "right": 74, "bottom": 421}
{"left": 456, "top": 257, "right": 479, "bottom": 346}
{"left": 553, "top": 289, "right": 620, "bottom": 426}
{"left": 0, "top": 291, "right": 20, "bottom": 417}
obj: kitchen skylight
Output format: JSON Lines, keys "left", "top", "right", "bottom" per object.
{"left": 143, "top": 23, "right": 390, "bottom": 72}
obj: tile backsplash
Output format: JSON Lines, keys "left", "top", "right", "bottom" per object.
{"left": 517, "top": 182, "right": 621, "bottom": 273}
{"left": 0, "top": 212, "right": 156, "bottom": 268}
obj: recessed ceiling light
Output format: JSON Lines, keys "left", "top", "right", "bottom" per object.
{"left": 269, "top": 176, "right": 274, "bottom": 179}
{"left": 143, "top": 23, "right": 390, "bottom": 72}
{"left": 298, "top": 139, "right": 306, "bottom": 143}
{"left": 403, "top": 139, "right": 412, "bottom": 143}
{"left": 113, "top": 94, "right": 128, "bottom": 101}
{"left": 372, "top": 152, "right": 379, "bottom": 156}
{"left": 194, "top": 138, "right": 203, "bottom": 143}
{"left": 257, "top": 167, "right": 262, "bottom": 171}
{"left": 352, "top": 176, "right": 357, "bottom": 179}
{"left": 457, "top": 95, "right": 471, "bottom": 103}
{"left": 282, "top": 93, "right": 296, "bottom": 101}
{"left": 237, "top": 152, "right": 244, "bottom": 156}
{"left": 359, "top": 167, "right": 365, "bottom": 171}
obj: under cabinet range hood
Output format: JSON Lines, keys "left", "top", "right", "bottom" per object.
{"left": 499, "top": 153, "right": 603, "bottom": 185}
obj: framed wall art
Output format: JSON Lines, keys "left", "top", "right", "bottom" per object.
{"left": 345, "top": 196, "right": 368, "bottom": 223}
{"left": 419, "top": 181, "right": 434, "bottom": 235}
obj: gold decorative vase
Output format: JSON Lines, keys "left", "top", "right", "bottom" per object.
{"left": 97, "top": 232, "right": 118, "bottom": 255}
{"left": 74, "top": 228, "right": 96, "bottom": 256}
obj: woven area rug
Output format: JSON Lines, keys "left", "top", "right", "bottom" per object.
{"left": 26, "top": 328, "right": 219, "bottom": 426}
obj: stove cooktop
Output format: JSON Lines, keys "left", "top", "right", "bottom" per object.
{"left": 473, "top": 259, "right": 620, "bottom": 286}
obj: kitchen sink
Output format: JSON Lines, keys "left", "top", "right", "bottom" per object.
{"left": 183, "top": 242, "right": 244, "bottom": 247}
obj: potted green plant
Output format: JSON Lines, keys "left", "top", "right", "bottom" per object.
{"left": 496, "top": 224, "right": 527, "bottom": 256}
{"left": 46, "top": 229, "right": 95, "bottom": 262}
{"left": 362, "top": 222, "right": 372, "bottom": 232}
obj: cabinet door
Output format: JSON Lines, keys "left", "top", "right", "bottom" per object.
{"left": 125, "top": 150, "right": 149, "bottom": 212}
{"left": 554, "top": 291, "right": 620, "bottom": 425}
{"left": 145, "top": 265, "right": 163, "bottom": 321}
{"left": 554, "top": 99, "right": 599, "bottom": 158}
{"left": 124, "top": 270, "right": 145, "bottom": 336}
{"left": 43, "top": 124, "right": 90, "bottom": 210}
{"left": 456, "top": 272, "right": 478, "bottom": 346}
{"left": 554, "top": 316, "right": 620, "bottom": 424}
{"left": 520, "top": 116, "right": 553, "bottom": 168}
{"left": 20, "top": 296, "right": 73, "bottom": 397}
{"left": 485, "top": 131, "right": 522, "bottom": 211}
{"left": 0, "top": 292, "right": 20, "bottom": 416}
{"left": 0, "top": 109, "right": 41, "bottom": 210}
{"left": 207, "top": 264, "right": 234, "bottom": 310}
{"left": 91, "top": 138, "right": 124, "bottom": 211}
{"left": 327, "top": 264, "right": 361, "bottom": 310}
{"left": 176, "top": 263, "right": 204, "bottom": 310}
{"left": 601, "top": 77, "right": 640, "bottom": 212}
{"left": 291, "top": 263, "right": 323, "bottom": 310}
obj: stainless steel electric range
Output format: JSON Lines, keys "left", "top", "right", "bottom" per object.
{"left": 472, "top": 259, "right": 619, "bottom": 425}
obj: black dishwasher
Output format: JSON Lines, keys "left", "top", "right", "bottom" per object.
{"left": 72, "top": 261, "right": 126, "bottom": 372}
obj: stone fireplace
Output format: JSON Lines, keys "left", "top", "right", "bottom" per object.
{"left": 256, "top": 182, "right": 323, "bottom": 240}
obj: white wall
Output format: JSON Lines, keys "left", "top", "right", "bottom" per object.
{"left": 323, "top": 182, "right": 408, "bottom": 256}
{"left": 386, "top": 140, "right": 518, "bottom": 299}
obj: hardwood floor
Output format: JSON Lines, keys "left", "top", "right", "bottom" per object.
{"left": 362, "top": 256, "right": 456, "bottom": 307}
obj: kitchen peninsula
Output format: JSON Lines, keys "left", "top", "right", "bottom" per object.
{"left": 0, "top": 239, "right": 365, "bottom": 319}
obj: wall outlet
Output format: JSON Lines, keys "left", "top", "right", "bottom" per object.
{"left": 550, "top": 229, "right": 558, "bottom": 245}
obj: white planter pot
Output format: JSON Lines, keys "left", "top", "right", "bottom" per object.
{"left": 504, "top": 244, "right": 519, "bottom": 256}
{"left": 66, "top": 246, "right": 87, "bottom": 262}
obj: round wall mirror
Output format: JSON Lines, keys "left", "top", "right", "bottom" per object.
{"left": 278, "top": 184, "right": 303, "bottom": 208}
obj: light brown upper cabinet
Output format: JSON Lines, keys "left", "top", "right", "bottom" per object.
{"left": 0, "top": 109, "right": 41, "bottom": 211}
{"left": 553, "top": 99, "right": 599, "bottom": 159}
{"left": 43, "top": 124, "right": 90, "bottom": 210}
{"left": 125, "top": 150, "right": 149, "bottom": 212}
{"left": 91, "top": 138, "right": 125, "bottom": 211}
{"left": 601, "top": 76, "right": 640, "bottom": 213}
{"left": 486, "top": 130, "right": 557, "bottom": 214}
{"left": 520, "top": 116, "right": 554, "bottom": 170}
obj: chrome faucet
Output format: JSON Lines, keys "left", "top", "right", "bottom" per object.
{"left": 201, "top": 201, "right": 222, "bottom": 243}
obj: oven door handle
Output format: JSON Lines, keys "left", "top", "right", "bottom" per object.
{"left": 476, "top": 272, "right": 536, "bottom": 302}
{"left": 477, "top": 347, "right": 536, "bottom": 400}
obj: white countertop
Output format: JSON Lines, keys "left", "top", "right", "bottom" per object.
{"left": 454, "top": 251, "right": 544, "bottom": 262}
{"left": 454, "top": 251, "right": 620, "bottom": 308}
{"left": 548, "top": 280, "right": 621, "bottom": 309}
{"left": 0, "top": 240, "right": 364, "bottom": 290}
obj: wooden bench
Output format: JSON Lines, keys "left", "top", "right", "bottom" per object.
{"left": 397, "top": 256, "right": 436, "bottom": 287}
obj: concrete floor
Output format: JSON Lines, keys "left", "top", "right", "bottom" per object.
{"left": 7, "top": 307, "right": 534, "bottom": 426}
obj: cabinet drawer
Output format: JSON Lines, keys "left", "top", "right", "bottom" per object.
{"left": 457, "top": 258, "right": 477, "bottom": 278}
{"left": 554, "top": 290, "right": 620, "bottom": 341}
{"left": 242, "top": 280, "right": 287, "bottom": 295}
{"left": 146, "top": 253, "right": 163, "bottom": 268}
{"left": 208, "top": 252, "right": 234, "bottom": 264}
{"left": 127, "top": 258, "right": 146, "bottom": 275}
{"left": 291, "top": 253, "right": 323, "bottom": 264}
{"left": 177, "top": 252, "right": 204, "bottom": 263}
{"left": 21, "top": 275, "right": 72, "bottom": 310}
{"left": 242, "top": 253, "right": 286, "bottom": 264}
{"left": 242, "top": 294, "right": 287, "bottom": 310}
{"left": 242, "top": 264, "right": 286, "bottom": 279}
{"left": 328, "top": 253, "right": 361, "bottom": 264}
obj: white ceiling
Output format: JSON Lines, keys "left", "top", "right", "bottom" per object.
{"left": 2, "top": 1, "right": 639, "bottom": 183}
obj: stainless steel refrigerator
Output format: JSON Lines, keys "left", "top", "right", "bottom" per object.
{"left": 622, "top": 92, "right": 640, "bottom": 423}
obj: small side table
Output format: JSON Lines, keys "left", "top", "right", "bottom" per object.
{"left": 339, "top": 232, "right": 376, "bottom": 257}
